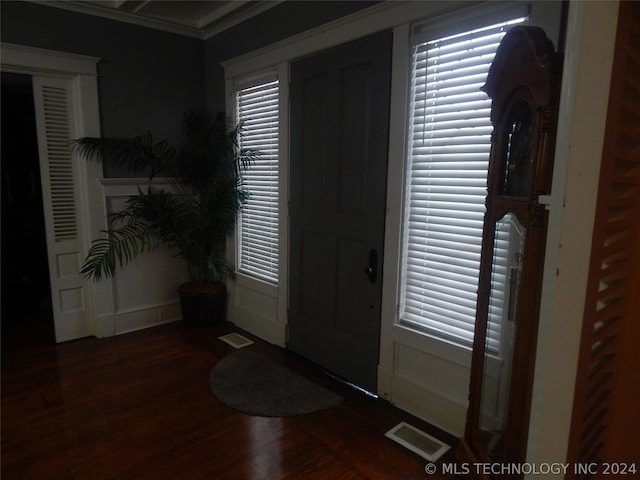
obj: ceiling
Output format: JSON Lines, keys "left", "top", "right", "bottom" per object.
{"left": 38, "top": 0, "right": 283, "bottom": 39}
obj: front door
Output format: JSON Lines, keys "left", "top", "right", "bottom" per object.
{"left": 288, "top": 31, "right": 392, "bottom": 392}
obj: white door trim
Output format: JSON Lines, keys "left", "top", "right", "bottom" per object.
{"left": 1, "top": 42, "right": 112, "bottom": 340}
{"left": 1, "top": 43, "right": 100, "bottom": 76}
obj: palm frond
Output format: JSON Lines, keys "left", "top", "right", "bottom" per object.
{"left": 80, "top": 221, "right": 158, "bottom": 281}
{"left": 72, "top": 133, "right": 177, "bottom": 179}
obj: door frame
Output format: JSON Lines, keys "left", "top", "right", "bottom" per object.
{"left": 1, "top": 43, "right": 110, "bottom": 340}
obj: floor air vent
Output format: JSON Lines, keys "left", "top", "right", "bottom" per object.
{"left": 218, "top": 333, "right": 254, "bottom": 349}
{"left": 385, "top": 422, "right": 450, "bottom": 462}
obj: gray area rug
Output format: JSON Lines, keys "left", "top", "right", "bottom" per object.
{"left": 209, "top": 349, "right": 343, "bottom": 417}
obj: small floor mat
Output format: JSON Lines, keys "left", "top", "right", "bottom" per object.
{"left": 209, "top": 349, "right": 343, "bottom": 417}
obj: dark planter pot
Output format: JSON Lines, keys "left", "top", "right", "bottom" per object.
{"left": 178, "top": 281, "right": 227, "bottom": 327}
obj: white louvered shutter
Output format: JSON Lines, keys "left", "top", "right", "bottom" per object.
{"left": 40, "top": 84, "right": 79, "bottom": 241}
{"left": 236, "top": 80, "right": 280, "bottom": 284}
{"left": 400, "top": 16, "right": 526, "bottom": 352}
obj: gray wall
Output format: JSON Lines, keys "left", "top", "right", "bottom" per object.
{"left": 1, "top": 1, "right": 377, "bottom": 175}
{"left": 204, "top": 1, "right": 378, "bottom": 113}
{"left": 1, "top": 1, "right": 205, "bottom": 177}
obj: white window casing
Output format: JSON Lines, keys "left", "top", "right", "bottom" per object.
{"left": 225, "top": 66, "right": 287, "bottom": 347}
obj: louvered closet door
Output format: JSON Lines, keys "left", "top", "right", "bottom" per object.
{"left": 32, "top": 76, "right": 91, "bottom": 342}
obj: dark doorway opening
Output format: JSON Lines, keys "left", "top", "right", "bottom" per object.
{"left": 1, "top": 72, "right": 55, "bottom": 347}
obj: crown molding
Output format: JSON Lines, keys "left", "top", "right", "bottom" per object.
{"left": 201, "top": 1, "right": 283, "bottom": 39}
{"left": 26, "top": 0, "right": 284, "bottom": 40}
{"left": 24, "top": 1, "right": 181, "bottom": 39}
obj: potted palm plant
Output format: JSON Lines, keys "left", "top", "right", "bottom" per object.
{"left": 74, "top": 110, "right": 256, "bottom": 326}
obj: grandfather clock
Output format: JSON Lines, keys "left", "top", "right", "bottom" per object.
{"left": 458, "top": 26, "right": 562, "bottom": 476}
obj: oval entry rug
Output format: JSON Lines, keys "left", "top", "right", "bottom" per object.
{"left": 209, "top": 349, "right": 343, "bottom": 417}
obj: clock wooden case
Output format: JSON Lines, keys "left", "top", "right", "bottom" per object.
{"left": 458, "top": 26, "right": 562, "bottom": 477}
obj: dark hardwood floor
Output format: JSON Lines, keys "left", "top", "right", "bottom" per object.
{"left": 2, "top": 314, "right": 459, "bottom": 479}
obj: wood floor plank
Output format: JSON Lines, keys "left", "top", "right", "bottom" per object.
{"left": 2, "top": 318, "right": 458, "bottom": 479}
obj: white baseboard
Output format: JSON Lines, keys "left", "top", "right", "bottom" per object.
{"left": 114, "top": 301, "right": 182, "bottom": 335}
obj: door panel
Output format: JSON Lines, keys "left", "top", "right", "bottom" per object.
{"left": 32, "top": 76, "right": 92, "bottom": 342}
{"left": 289, "top": 31, "right": 392, "bottom": 392}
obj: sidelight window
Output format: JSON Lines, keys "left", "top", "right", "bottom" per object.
{"left": 399, "top": 14, "right": 527, "bottom": 350}
{"left": 235, "top": 79, "right": 280, "bottom": 284}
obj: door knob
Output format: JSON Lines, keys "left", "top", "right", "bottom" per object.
{"left": 365, "top": 249, "right": 378, "bottom": 284}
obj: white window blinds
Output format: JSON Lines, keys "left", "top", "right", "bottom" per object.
{"left": 400, "top": 16, "right": 526, "bottom": 349}
{"left": 236, "top": 79, "right": 280, "bottom": 284}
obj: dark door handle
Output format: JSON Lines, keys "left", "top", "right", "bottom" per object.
{"left": 365, "top": 249, "right": 378, "bottom": 284}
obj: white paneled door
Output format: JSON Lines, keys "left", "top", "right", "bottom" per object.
{"left": 32, "top": 76, "right": 92, "bottom": 342}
